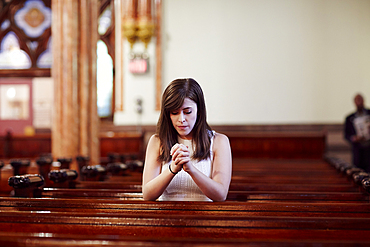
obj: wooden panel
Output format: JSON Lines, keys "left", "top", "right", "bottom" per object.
{"left": 228, "top": 131, "right": 326, "bottom": 159}
{"left": 99, "top": 132, "right": 144, "bottom": 159}
{"left": 0, "top": 130, "right": 325, "bottom": 159}
{"left": 0, "top": 132, "right": 144, "bottom": 159}
{"left": 5, "top": 134, "right": 52, "bottom": 158}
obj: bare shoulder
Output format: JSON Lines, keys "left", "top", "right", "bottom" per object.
{"left": 148, "top": 134, "right": 160, "bottom": 144}
{"left": 147, "top": 134, "right": 161, "bottom": 150}
{"left": 144, "top": 134, "right": 161, "bottom": 168}
{"left": 213, "top": 132, "right": 231, "bottom": 151}
{"left": 214, "top": 132, "right": 230, "bottom": 142}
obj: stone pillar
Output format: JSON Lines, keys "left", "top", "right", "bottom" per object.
{"left": 51, "top": 0, "right": 100, "bottom": 169}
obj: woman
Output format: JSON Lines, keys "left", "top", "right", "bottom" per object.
{"left": 142, "top": 78, "right": 232, "bottom": 201}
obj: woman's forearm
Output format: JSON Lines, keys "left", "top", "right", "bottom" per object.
{"left": 142, "top": 166, "right": 175, "bottom": 201}
{"left": 186, "top": 166, "right": 229, "bottom": 201}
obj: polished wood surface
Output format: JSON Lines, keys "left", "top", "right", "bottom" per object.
{"left": 0, "top": 132, "right": 143, "bottom": 160}
{"left": 0, "top": 131, "right": 368, "bottom": 246}
{"left": 228, "top": 131, "right": 325, "bottom": 159}
{"left": 0, "top": 131, "right": 323, "bottom": 160}
{"left": 0, "top": 157, "right": 369, "bottom": 245}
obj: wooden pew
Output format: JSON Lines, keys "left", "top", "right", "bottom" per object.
{"left": 4, "top": 157, "right": 369, "bottom": 202}
{"left": 0, "top": 132, "right": 144, "bottom": 160}
{"left": 76, "top": 180, "right": 358, "bottom": 192}
{"left": 1, "top": 208, "right": 370, "bottom": 241}
{"left": 1, "top": 231, "right": 369, "bottom": 247}
{"left": 1, "top": 157, "right": 370, "bottom": 245}
{"left": 6, "top": 181, "right": 366, "bottom": 202}
{"left": 1, "top": 197, "right": 370, "bottom": 218}
{"left": 1, "top": 129, "right": 325, "bottom": 160}
{"left": 6, "top": 170, "right": 369, "bottom": 202}
{"left": 2, "top": 157, "right": 369, "bottom": 206}
{"left": 30, "top": 187, "right": 367, "bottom": 202}
{"left": 1, "top": 180, "right": 370, "bottom": 242}
{"left": 227, "top": 131, "right": 326, "bottom": 159}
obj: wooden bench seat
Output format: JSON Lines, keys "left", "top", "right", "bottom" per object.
{"left": 1, "top": 210, "right": 370, "bottom": 241}
{"left": 1, "top": 157, "right": 369, "bottom": 245}
{"left": 1, "top": 202, "right": 370, "bottom": 218}
{"left": 3, "top": 157, "right": 367, "bottom": 202}
{"left": 1, "top": 209, "right": 370, "bottom": 230}
{"left": 1, "top": 231, "right": 369, "bottom": 247}
{"left": 230, "top": 176, "right": 349, "bottom": 184}
{"left": 4, "top": 184, "right": 367, "bottom": 202}
{"left": 1, "top": 197, "right": 370, "bottom": 215}
{"left": 76, "top": 181, "right": 358, "bottom": 192}
{"left": 36, "top": 187, "right": 369, "bottom": 202}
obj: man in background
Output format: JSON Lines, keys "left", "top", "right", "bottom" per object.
{"left": 344, "top": 94, "right": 370, "bottom": 172}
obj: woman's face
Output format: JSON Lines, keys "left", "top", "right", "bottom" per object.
{"left": 170, "top": 98, "right": 198, "bottom": 140}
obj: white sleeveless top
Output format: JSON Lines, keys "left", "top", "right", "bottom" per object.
{"left": 158, "top": 132, "right": 215, "bottom": 201}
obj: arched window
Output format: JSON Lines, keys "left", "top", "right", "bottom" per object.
{"left": 97, "top": 40, "right": 113, "bottom": 118}
{"left": 97, "top": 0, "right": 115, "bottom": 120}
{"left": 0, "top": 31, "right": 32, "bottom": 69}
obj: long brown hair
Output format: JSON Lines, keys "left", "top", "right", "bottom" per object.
{"left": 157, "top": 78, "right": 213, "bottom": 163}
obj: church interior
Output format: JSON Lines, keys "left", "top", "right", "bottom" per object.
{"left": 1, "top": 0, "right": 370, "bottom": 246}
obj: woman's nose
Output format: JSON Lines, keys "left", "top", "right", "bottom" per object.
{"left": 179, "top": 112, "right": 185, "bottom": 122}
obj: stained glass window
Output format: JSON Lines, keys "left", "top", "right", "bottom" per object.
{"left": 0, "top": 32, "right": 32, "bottom": 69}
{"left": 14, "top": 0, "right": 52, "bottom": 38}
{"left": 0, "top": 0, "right": 52, "bottom": 73}
{"left": 98, "top": 5, "right": 112, "bottom": 36}
{"left": 37, "top": 37, "right": 52, "bottom": 68}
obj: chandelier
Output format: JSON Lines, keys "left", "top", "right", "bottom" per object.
{"left": 122, "top": 0, "right": 155, "bottom": 49}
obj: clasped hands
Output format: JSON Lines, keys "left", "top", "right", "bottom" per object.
{"left": 170, "top": 143, "right": 192, "bottom": 174}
